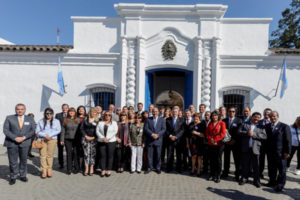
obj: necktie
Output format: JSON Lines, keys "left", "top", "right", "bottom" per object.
{"left": 154, "top": 118, "right": 157, "bottom": 128}
{"left": 229, "top": 118, "right": 232, "bottom": 127}
{"left": 271, "top": 123, "right": 275, "bottom": 131}
{"left": 173, "top": 118, "right": 176, "bottom": 127}
{"left": 19, "top": 117, "right": 23, "bottom": 129}
{"left": 186, "top": 119, "right": 189, "bottom": 125}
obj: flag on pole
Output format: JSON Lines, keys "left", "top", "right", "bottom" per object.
{"left": 57, "top": 56, "right": 65, "bottom": 95}
{"left": 279, "top": 58, "right": 288, "bottom": 99}
{"left": 57, "top": 28, "right": 60, "bottom": 45}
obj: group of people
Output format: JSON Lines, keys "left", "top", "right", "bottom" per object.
{"left": 3, "top": 102, "right": 300, "bottom": 193}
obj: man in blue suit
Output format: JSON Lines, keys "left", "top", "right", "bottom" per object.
{"left": 265, "top": 111, "right": 291, "bottom": 192}
{"left": 144, "top": 107, "right": 166, "bottom": 174}
{"left": 3, "top": 104, "right": 36, "bottom": 185}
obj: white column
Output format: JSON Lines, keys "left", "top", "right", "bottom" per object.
{"left": 136, "top": 36, "right": 146, "bottom": 109}
{"left": 211, "top": 37, "right": 221, "bottom": 109}
{"left": 126, "top": 39, "right": 137, "bottom": 107}
{"left": 201, "top": 40, "right": 212, "bottom": 110}
{"left": 193, "top": 37, "right": 203, "bottom": 109}
{"left": 119, "top": 36, "right": 128, "bottom": 107}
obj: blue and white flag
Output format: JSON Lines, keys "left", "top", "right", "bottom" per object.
{"left": 280, "top": 59, "right": 288, "bottom": 99}
{"left": 57, "top": 56, "right": 65, "bottom": 95}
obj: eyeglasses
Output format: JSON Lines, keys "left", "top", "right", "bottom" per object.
{"left": 229, "top": 111, "right": 235, "bottom": 113}
{"left": 105, "top": 114, "right": 111, "bottom": 117}
{"left": 46, "top": 113, "right": 53, "bottom": 116}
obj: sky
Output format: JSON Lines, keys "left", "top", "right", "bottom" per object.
{"left": 0, "top": 0, "right": 293, "bottom": 45}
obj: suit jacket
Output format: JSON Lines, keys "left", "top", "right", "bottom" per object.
{"left": 3, "top": 115, "right": 36, "bottom": 147}
{"left": 55, "top": 112, "right": 66, "bottom": 126}
{"left": 266, "top": 121, "right": 292, "bottom": 157}
{"left": 144, "top": 116, "right": 166, "bottom": 146}
{"left": 223, "top": 117, "right": 242, "bottom": 144}
{"left": 238, "top": 122, "right": 267, "bottom": 155}
{"left": 165, "top": 117, "right": 185, "bottom": 145}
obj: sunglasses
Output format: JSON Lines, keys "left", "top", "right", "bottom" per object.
{"left": 46, "top": 113, "right": 53, "bottom": 115}
{"left": 229, "top": 111, "right": 235, "bottom": 113}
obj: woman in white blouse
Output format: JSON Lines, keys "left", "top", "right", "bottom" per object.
{"left": 96, "top": 111, "right": 118, "bottom": 177}
{"left": 287, "top": 117, "right": 300, "bottom": 175}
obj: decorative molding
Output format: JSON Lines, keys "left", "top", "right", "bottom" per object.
{"left": 126, "top": 39, "right": 136, "bottom": 106}
{"left": 86, "top": 83, "right": 117, "bottom": 93}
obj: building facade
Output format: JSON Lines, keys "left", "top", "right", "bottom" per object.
{"left": 0, "top": 3, "right": 300, "bottom": 143}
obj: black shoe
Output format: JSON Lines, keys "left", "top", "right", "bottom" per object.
{"left": 190, "top": 171, "right": 195, "bottom": 176}
{"left": 28, "top": 153, "right": 34, "bottom": 158}
{"left": 100, "top": 173, "right": 105, "bottom": 177}
{"left": 221, "top": 173, "right": 228, "bottom": 178}
{"left": 239, "top": 179, "right": 247, "bottom": 185}
{"left": 9, "top": 179, "right": 16, "bottom": 185}
{"left": 214, "top": 177, "right": 221, "bottom": 183}
{"left": 73, "top": 170, "right": 79, "bottom": 174}
{"left": 207, "top": 176, "right": 213, "bottom": 181}
{"left": 130, "top": 171, "right": 135, "bottom": 174}
{"left": 156, "top": 170, "right": 161, "bottom": 174}
{"left": 59, "top": 165, "right": 64, "bottom": 169}
{"left": 176, "top": 170, "right": 182, "bottom": 174}
{"left": 20, "top": 177, "right": 28, "bottom": 182}
{"left": 274, "top": 185, "right": 283, "bottom": 192}
{"left": 234, "top": 175, "right": 240, "bottom": 182}
{"left": 264, "top": 182, "right": 276, "bottom": 187}
{"left": 105, "top": 173, "right": 111, "bottom": 177}
{"left": 144, "top": 169, "right": 151, "bottom": 174}
{"left": 67, "top": 171, "right": 72, "bottom": 175}
{"left": 137, "top": 171, "right": 141, "bottom": 174}
{"left": 254, "top": 182, "right": 261, "bottom": 188}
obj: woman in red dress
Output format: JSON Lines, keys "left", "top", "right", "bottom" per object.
{"left": 206, "top": 110, "right": 226, "bottom": 183}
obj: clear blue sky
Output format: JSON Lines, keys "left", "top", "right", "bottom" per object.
{"left": 0, "top": 0, "right": 292, "bottom": 45}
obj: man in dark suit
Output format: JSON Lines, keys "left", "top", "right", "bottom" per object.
{"left": 144, "top": 107, "right": 166, "bottom": 174}
{"left": 222, "top": 107, "right": 242, "bottom": 180}
{"left": 266, "top": 111, "right": 291, "bottom": 192}
{"left": 182, "top": 109, "right": 193, "bottom": 170}
{"left": 165, "top": 106, "right": 185, "bottom": 173}
{"left": 258, "top": 108, "right": 272, "bottom": 179}
{"left": 55, "top": 103, "right": 69, "bottom": 169}
{"left": 3, "top": 104, "right": 36, "bottom": 185}
{"left": 241, "top": 106, "right": 251, "bottom": 123}
{"left": 238, "top": 112, "right": 267, "bottom": 188}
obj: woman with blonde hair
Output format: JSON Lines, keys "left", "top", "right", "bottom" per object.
{"left": 96, "top": 111, "right": 118, "bottom": 177}
{"left": 81, "top": 107, "right": 99, "bottom": 176}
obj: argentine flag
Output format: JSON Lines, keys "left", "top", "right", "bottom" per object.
{"left": 280, "top": 59, "right": 288, "bottom": 99}
{"left": 57, "top": 56, "right": 65, "bottom": 95}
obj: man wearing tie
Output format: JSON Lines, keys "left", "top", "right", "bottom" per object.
{"left": 222, "top": 107, "right": 242, "bottom": 180}
{"left": 259, "top": 108, "right": 272, "bottom": 179}
{"left": 55, "top": 103, "right": 69, "bottom": 169}
{"left": 238, "top": 112, "right": 266, "bottom": 188}
{"left": 3, "top": 104, "right": 35, "bottom": 185}
{"left": 144, "top": 107, "right": 166, "bottom": 174}
{"left": 182, "top": 109, "right": 193, "bottom": 170}
{"left": 266, "top": 111, "right": 291, "bottom": 192}
{"left": 241, "top": 106, "right": 251, "bottom": 123}
{"left": 166, "top": 106, "right": 185, "bottom": 173}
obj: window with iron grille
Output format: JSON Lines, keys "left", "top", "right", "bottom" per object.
{"left": 223, "top": 89, "right": 250, "bottom": 118}
{"left": 93, "top": 92, "right": 115, "bottom": 110}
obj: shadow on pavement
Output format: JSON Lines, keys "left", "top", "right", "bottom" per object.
{"left": 207, "top": 187, "right": 268, "bottom": 200}
{"left": 263, "top": 187, "right": 300, "bottom": 200}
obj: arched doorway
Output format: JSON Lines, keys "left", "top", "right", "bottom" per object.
{"left": 145, "top": 68, "right": 193, "bottom": 110}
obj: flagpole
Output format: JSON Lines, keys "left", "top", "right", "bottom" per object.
{"left": 274, "top": 55, "right": 286, "bottom": 97}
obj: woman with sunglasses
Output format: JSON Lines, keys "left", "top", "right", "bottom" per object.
{"left": 81, "top": 107, "right": 99, "bottom": 176}
{"left": 60, "top": 107, "right": 80, "bottom": 175}
{"left": 129, "top": 114, "right": 145, "bottom": 173}
{"left": 36, "top": 108, "right": 61, "bottom": 178}
{"left": 96, "top": 111, "right": 118, "bottom": 177}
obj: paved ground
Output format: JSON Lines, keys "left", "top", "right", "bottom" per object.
{"left": 0, "top": 146, "right": 299, "bottom": 200}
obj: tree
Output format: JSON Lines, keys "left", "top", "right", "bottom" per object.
{"left": 270, "top": 0, "right": 300, "bottom": 48}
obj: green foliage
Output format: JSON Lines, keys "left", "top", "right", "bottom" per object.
{"left": 270, "top": 0, "right": 300, "bottom": 48}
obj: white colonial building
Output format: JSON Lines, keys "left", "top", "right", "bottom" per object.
{"left": 0, "top": 3, "right": 300, "bottom": 143}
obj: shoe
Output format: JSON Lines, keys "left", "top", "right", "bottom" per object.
{"left": 130, "top": 171, "right": 135, "bottom": 174}
{"left": 221, "top": 173, "right": 228, "bottom": 178}
{"left": 254, "top": 182, "right": 261, "bottom": 188}
{"left": 83, "top": 172, "right": 88, "bottom": 176}
{"left": 264, "top": 182, "right": 276, "bottom": 187}
{"left": 156, "top": 170, "right": 161, "bottom": 174}
{"left": 89, "top": 171, "right": 94, "bottom": 176}
{"left": 137, "top": 171, "right": 141, "bottom": 174}
{"left": 144, "top": 169, "right": 151, "bottom": 174}
{"left": 41, "top": 173, "right": 47, "bottom": 179}
{"left": 73, "top": 170, "right": 79, "bottom": 174}
{"left": 28, "top": 153, "right": 34, "bottom": 158}
{"left": 105, "top": 173, "right": 111, "bottom": 177}
{"left": 190, "top": 171, "right": 195, "bottom": 176}
{"left": 214, "top": 177, "right": 221, "bottom": 183}
{"left": 294, "top": 169, "right": 300, "bottom": 175}
{"left": 59, "top": 165, "right": 64, "bottom": 169}
{"left": 100, "top": 173, "right": 105, "bottom": 177}
{"left": 207, "top": 176, "right": 213, "bottom": 181}
{"left": 234, "top": 175, "right": 240, "bottom": 182}
{"left": 67, "top": 171, "right": 72, "bottom": 175}
{"left": 274, "top": 185, "right": 283, "bottom": 192}
{"left": 20, "top": 177, "right": 28, "bottom": 182}
{"left": 197, "top": 173, "right": 201, "bottom": 177}
{"left": 47, "top": 172, "right": 52, "bottom": 178}
{"left": 239, "top": 179, "right": 247, "bottom": 185}
{"left": 9, "top": 179, "right": 16, "bottom": 185}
